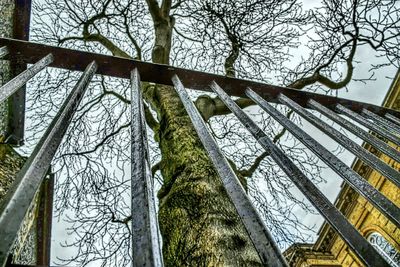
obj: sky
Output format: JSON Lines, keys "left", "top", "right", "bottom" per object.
{"left": 281, "top": 37, "right": 398, "bottom": 241}
{"left": 45, "top": 55, "right": 396, "bottom": 266}
{"left": 18, "top": 0, "right": 399, "bottom": 265}
{"left": 49, "top": 43, "right": 397, "bottom": 266}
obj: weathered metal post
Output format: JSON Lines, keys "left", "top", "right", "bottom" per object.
{"left": 0, "top": 1, "right": 15, "bottom": 142}
{"left": 1, "top": 1, "right": 53, "bottom": 265}
{"left": 36, "top": 172, "right": 54, "bottom": 266}
{"left": 7, "top": 0, "right": 31, "bottom": 145}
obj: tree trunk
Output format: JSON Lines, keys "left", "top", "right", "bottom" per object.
{"left": 143, "top": 82, "right": 262, "bottom": 266}
{"left": 152, "top": 17, "right": 174, "bottom": 65}
{"left": 141, "top": 6, "right": 262, "bottom": 264}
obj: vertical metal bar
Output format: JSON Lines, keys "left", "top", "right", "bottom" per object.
{"left": 0, "top": 54, "right": 53, "bottom": 103}
{"left": 209, "top": 82, "right": 391, "bottom": 267}
{"left": 131, "top": 69, "right": 163, "bottom": 267}
{"left": 8, "top": 0, "right": 32, "bottom": 146}
{"left": 172, "top": 75, "right": 288, "bottom": 267}
{"left": 308, "top": 100, "right": 400, "bottom": 163}
{"left": 385, "top": 113, "right": 400, "bottom": 125}
{"left": 244, "top": 89, "right": 400, "bottom": 228}
{"left": 361, "top": 108, "right": 400, "bottom": 135}
{"left": 13, "top": 0, "right": 32, "bottom": 42}
{"left": 0, "top": 61, "right": 97, "bottom": 267}
{"left": 36, "top": 173, "right": 54, "bottom": 266}
{"left": 336, "top": 104, "right": 400, "bottom": 146}
{"left": 0, "top": 46, "right": 8, "bottom": 58}
{"left": 278, "top": 94, "right": 400, "bottom": 188}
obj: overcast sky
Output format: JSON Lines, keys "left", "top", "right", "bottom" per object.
{"left": 20, "top": 0, "right": 399, "bottom": 265}
{"left": 47, "top": 46, "right": 396, "bottom": 266}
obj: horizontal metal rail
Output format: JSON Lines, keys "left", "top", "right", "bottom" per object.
{"left": 336, "top": 104, "right": 400, "bottom": 147}
{"left": 131, "top": 69, "right": 163, "bottom": 267}
{"left": 279, "top": 94, "right": 400, "bottom": 188}
{"left": 0, "top": 37, "right": 399, "bottom": 117}
{"left": 0, "top": 37, "right": 398, "bottom": 266}
{"left": 0, "top": 53, "right": 53, "bottom": 103}
{"left": 172, "top": 75, "right": 288, "bottom": 266}
{"left": 209, "top": 81, "right": 391, "bottom": 267}
{"left": 0, "top": 61, "right": 97, "bottom": 267}
{"left": 308, "top": 100, "right": 400, "bottom": 163}
{"left": 0, "top": 46, "right": 8, "bottom": 59}
{"left": 385, "top": 113, "right": 400, "bottom": 125}
{"left": 245, "top": 89, "right": 400, "bottom": 229}
{"left": 361, "top": 108, "right": 400, "bottom": 135}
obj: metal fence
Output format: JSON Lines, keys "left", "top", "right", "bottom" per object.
{"left": 0, "top": 37, "right": 399, "bottom": 267}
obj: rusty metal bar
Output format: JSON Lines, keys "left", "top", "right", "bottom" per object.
{"left": 210, "top": 81, "right": 391, "bottom": 267}
{"left": 336, "top": 104, "right": 400, "bottom": 147}
{"left": 246, "top": 89, "right": 400, "bottom": 228}
{"left": 361, "top": 108, "right": 400, "bottom": 135}
{"left": 308, "top": 100, "right": 400, "bottom": 163}
{"left": 8, "top": 0, "right": 32, "bottom": 146}
{"left": 36, "top": 173, "right": 54, "bottom": 266}
{"left": 278, "top": 94, "right": 400, "bottom": 188}
{"left": 172, "top": 75, "right": 288, "bottom": 266}
{"left": 0, "top": 61, "right": 97, "bottom": 267}
{"left": 0, "top": 54, "right": 53, "bottom": 103}
{"left": 385, "top": 113, "right": 400, "bottom": 126}
{"left": 131, "top": 69, "right": 163, "bottom": 267}
{"left": 0, "top": 46, "right": 8, "bottom": 58}
{"left": 13, "top": 0, "right": 32, "bottom": 42}
{"left": 0, "top": 37, "right": 399, "bottom": 117}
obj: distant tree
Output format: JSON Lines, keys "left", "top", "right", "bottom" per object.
{"left": 26, "top": 0, "right": 399, "bottom": 265}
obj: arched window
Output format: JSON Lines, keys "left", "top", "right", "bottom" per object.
{"left": 367, "top": 232, "right": 400, "bottom": 267}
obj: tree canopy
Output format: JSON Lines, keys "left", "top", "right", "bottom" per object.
{"left": 25, "top": 0, "right": 400, "bottom": 265}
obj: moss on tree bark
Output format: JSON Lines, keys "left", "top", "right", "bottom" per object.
{"left": 143, "top": 83, "right": 262, "bottom": 266}
{"left": 139, "top": 5, "right": 263, "bottom": 263}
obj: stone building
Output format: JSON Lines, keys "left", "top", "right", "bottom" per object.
{"left": 284, "top": 70, "right": 400, "bottom": 266}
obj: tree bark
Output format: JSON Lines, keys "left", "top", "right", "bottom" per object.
{"left": 141, "top": 3, "right": 262, "bottom": 263}
{"left": 146, "top": 83, "right": 262, "bottom": 266}
{"left": 152, "top": 18, "right": 174, "bottom": 64}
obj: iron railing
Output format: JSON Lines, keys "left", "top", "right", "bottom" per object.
{"left": 0, "top": 37, "right": 399, "bottom": 267}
